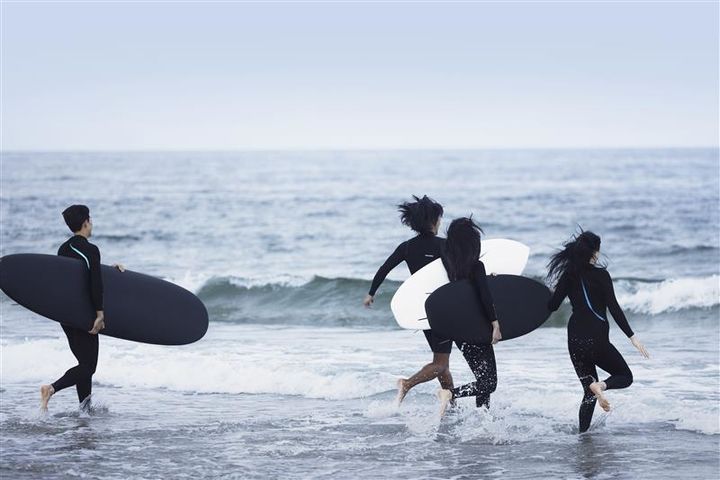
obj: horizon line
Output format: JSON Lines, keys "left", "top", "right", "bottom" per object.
{"left": 1, "top": 146, "right": 718, "bottom": 154}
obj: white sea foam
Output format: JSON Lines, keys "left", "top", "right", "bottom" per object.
{"left": 617, "top": 275, "right": 719, "bottom": 314}
{"left": 2, "top": 325, "right": 717, "bottom": 437}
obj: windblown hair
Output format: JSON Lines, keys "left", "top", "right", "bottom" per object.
{"left": 443, "top": 216, "right": 484, "bottom": 281}
{"left": 546, "top": 229, "right": 602, "bottom": 285}
{"left": 397, "top": 195, "right": 444, "bottom": 235}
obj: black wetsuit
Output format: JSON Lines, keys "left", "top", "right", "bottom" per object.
{"left": 447, "top": 260, "right": 499, "bottom": 408}
{"left": 369, "top": 233, "right": 449, "bottom": 353}
{"left": 548, "top": 266, "right": 634, "bottom": 432}
{"left": 52, "top": 235, "right": 104, "bottom": 403}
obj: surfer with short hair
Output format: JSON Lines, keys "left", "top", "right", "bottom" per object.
{"left": 437, "top": 217, "right": 502, "bottom": 416}
{"left": 363, "top": 195, "right": 454, "bottom": 403}
{"left": 40, "top": 205, "right": 125, "bottom": 411}
{"left": 546, "top": 230, "right": 649, "bottom": 433}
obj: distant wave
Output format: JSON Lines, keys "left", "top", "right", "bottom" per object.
{"left": 193, "top": 274, "right": 719, "bottom": 326}
{"left": 197, "top": 276, "right": 400, "bottom": 327}
{"left": 616, "top": 275, "right": 719, "bottom": 315}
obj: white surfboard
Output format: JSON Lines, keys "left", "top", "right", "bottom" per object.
{"left": 390, "top": 238, "right": 530, "bottom": 330}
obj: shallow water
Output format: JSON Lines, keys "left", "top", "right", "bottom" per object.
{"left": 1, "top": 150, "right": 719, "bottom": 478}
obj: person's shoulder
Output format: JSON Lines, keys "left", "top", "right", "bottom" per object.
{"left": 592, "top": 265, "right": 611, "bottom": 280}
{"left": 77, "top": 237, "right": 100, "bottom": 254}
{"left": 57, "top": 238, "right": 70, "bottom": 255}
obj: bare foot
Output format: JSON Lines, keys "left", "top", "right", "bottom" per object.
{"left": 589, "top": 382, "right": 610, "bottom": 411}
{"left": 40, "top": 385, "right": 54, "bottom": 411}
{"left": 437, "top": 389, "right": 453, "bottom": 417}
{"left": 395, "top": 378, "right": 410, "bottom": 405}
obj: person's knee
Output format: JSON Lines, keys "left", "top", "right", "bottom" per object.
{"left": 78, "top": 363, "right": 96, "bottom": 378}
{"left": 430, "top": 362, "right": 448, "bottom": 375}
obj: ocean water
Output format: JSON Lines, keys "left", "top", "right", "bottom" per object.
{"left": 1, "top": 150, "right": 718, "bottom": 479}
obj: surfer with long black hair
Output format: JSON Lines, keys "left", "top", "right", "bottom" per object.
{"left": 546, "top": 230, "right": 649, "bottom": 433}
{"left": 363, "top": 195, "right": 454, "bottom": 403}
{"left": 437, "top": 217, "right": 502, "bottom": 416}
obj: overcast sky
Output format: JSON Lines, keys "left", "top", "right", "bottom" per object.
{"left": 2, "top": 1, "right": 718, "bottom": 150}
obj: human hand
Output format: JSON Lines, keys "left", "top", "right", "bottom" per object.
{"left": 630, "top": 335, "right": 649, "bottom": 359}
{"left": 363, "top": 294, "right": 374, "bottom": 308}
{"left": 491, "top": 321, "right": 502, "bottom": 344}
{"left": 89, "top": 311, "right": 105, "bottom": 334}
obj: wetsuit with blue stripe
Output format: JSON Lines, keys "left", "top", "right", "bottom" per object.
{"left": 368, "top": 233, "right": 449, "bottom": 353}
{"left": 548, "top": 265, "right": 634, "bottom": 432}
{"left": 52, "top": 235, "right": 103, "bottom": 403}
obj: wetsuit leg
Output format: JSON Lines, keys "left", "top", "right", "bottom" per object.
{"left": 423, "top": 329, "right": 452, "bottom": 354}
{"left": 52, "top": 325, "right": 99, "bottom": 403}
{"left": 569, "top": 336, "right": 598, "bottom": 433}
{"left": 451, "top": 343, "right": 497, "bottom": 408}
{"left": 596, "top": 342, "right": 633, "bottom": 390}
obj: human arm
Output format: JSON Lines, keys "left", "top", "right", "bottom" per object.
{"left": 473, "top": 262, "right": 501, "bottom": 344}
{"left": 87, "top": 245, "right": 105, "bottom": 334}
{"left": 601, "top": 270, "right": 634, "bottom": 338}
{"left": 547, "top": 273, "right": 569, "bottom": 312}
{"left": 365, "top": 242, "right": 406, "bottom": 305}
{"left": 602, "top": 270, "right": 648, "bottom": 357}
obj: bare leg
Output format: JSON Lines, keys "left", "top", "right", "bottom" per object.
{"left": 437, "top": 359, "right": 454, "bottom": 390}
{"left": 396, "top": 353, "right": 451, "bottom": 404}
{"left": 40, "top": 384, "right": 55, "bottom": 411}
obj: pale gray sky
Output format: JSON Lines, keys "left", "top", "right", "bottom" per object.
{"left": 2, "top": 1, "right": 718, "bottom": 150}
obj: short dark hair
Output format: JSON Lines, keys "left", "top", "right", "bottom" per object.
{"left": 397, "top": 195, "right": 444, "bottom": 234}
{"left": 62, "top": 205, "right": 90, "bottom": 233}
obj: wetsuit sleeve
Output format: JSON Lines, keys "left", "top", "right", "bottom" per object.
{"left": 368, "top": 242, "right": 406, "bottom": 296}
{"left": 601, "top": 270, "right": 634, "bottom": 338}
{"left": 87, "top": 245, "right": 104, "bottom": 311}
{"left": 547, "top": 273, "right": 568, "bottom": 312}
{"left": 473, "top": 262, "right": 498, "bottom": 323}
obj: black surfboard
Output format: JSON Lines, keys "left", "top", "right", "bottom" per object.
{"left": 425, "top": 274, "right": 551, "bottom": 345}
{"left": 0, "top": 254, "right": 208, "bottom": 345}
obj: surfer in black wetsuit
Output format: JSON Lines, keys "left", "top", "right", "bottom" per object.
{"left": 40, "top": 205, "right": 125, "bottom": 411}
{"left": 363, "top": 195, "right": 453, "bottom": 403}
{"left": 547, "top": 231, "right": 649, "bottom": 433}
{"left": 437, "top": 217, "right": 502, "bottom": 416}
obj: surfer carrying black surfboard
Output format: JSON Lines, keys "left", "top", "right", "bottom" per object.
{"left": 547, "top": 230, "right": 650, "bottom": 433}
{"left": 436, "top": 217, "right": 502, "bottom": 416}
{"left": 40, "top": 205, "right": 125, "bottom": 411}
{"left": 363, "top": 195, "right": 455, "bottom": 404}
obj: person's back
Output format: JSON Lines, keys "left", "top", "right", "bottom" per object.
{"left": 367, "top": 233, "right": 445, "bottom": 297}
{"left": 58, "top": 234, "right": 103, "bottom": 317}
{"left": 403, "top": 233, "right": 445, "bottom": 274}
{"left": 549, "top": 265, "right": 634, "bottom": 339}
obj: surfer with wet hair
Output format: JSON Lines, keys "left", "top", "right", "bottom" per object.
{"left": 39, "top": 205, "right": 125, "bottom": 411}
{"left": 437, "top": 217, "right": 502, "bottom": 416}
{"left": 363, "top": 195, "right": 454, "bottom": 403}
{"left": 546, "top": 230, "right": 649, "bottom": 433}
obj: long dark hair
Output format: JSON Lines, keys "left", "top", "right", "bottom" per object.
{"left": 443, "top": 217, "right": 484, "bottom": 281}
{"left": 546, "top": 230, "right": 602, "bottom": 285}
{"left": 397, "top": 195, "right": 444, "bottom": 235}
